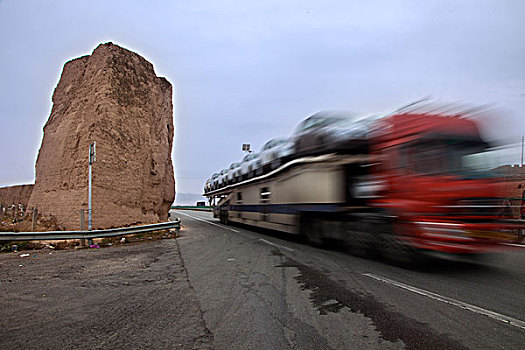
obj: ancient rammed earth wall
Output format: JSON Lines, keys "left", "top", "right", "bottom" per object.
{"left": 0, "top": 185, "right": 33, "bottom": 207}
{"left": 27, "top": 42, "right": 175, "bottom": 230}
{"left": 496, "top": 165, "right": 525, "bottom": 217}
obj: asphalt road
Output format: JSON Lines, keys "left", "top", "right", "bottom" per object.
{"left": 173, "top": 210, "right": 525, "bottom": 350}
{"left": 0, "top": 238, "right": 212, "bottom": 349}
{"left": 1, "top": 211, "right": 523, "bottom": 349}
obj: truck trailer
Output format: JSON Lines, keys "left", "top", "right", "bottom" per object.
{"left": 205, "top": 109, "right": 517, "bottom": 261}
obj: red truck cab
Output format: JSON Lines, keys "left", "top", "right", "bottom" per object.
{"left": 370, "top": 112, "right": 513, "bottom": 255}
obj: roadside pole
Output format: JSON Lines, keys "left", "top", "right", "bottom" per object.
{"left": 521, "top": 136, "right": 525, "bottom": 166}
{"left": 88, "top": 142, "right": 96, "bottom": 245}
{"left": 31, "top": 209, "right": 38, "bottom": 231}
{"left": 79, "top": 209, "right": 86, "bottom": 247}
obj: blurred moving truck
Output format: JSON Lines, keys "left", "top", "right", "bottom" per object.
{"left": 205, "top": 108, "right": 518, "bottom": 261}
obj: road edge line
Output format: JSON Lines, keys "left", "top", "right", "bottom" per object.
{"left": 259, "top": 238, "right": 295, "bottom": 252}
{"left": 175, "top": 211, "right": 239, "bottom": 233}
{"left": 362, "top": 272, "right": 525, "bottom": 330}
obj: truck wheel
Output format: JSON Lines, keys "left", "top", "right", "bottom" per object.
{"left": 304, "top": 217, "right": 325, "bottom": 247}
{"left": 378, "top": 222, "right": 420, "bottom": 267}
{"left": 220, "top": 210, "right": 229, "bottom": 225}
{"left": 515, "top": 228, "right": 525, "bottom": 243}
{"left": 345, "top": 221, "right": 376, "bottom": 258}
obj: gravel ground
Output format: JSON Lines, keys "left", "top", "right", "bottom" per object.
{"left": 0, "top": 238, "right": 213, "bottom": 349}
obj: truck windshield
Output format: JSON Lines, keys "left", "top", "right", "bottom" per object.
{"left": 402, "top": 140, "right": 491, "bottom": 176}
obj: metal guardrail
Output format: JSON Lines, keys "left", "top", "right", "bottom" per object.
{"left": 0, "top": 220, "right": 180, "bottom": 241}
{"left": 171, "top": 206, "right": 212, "bottom": 211}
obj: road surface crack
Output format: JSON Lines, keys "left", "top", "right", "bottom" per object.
{"left": 273, "top": 250, "right": 467, "bottom": 350}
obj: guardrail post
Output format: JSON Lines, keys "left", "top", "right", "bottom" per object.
{"left": 79, "top": 209, "right": 86, "bottom": 247}
{"left": 32, "top": 209, "right": 38, "bottom": 231}
{"left": 175, "top": 219, "right": 180, "bottom": 236}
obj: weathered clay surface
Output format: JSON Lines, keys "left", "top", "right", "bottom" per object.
{"left": 0, "top": 184, "right": 33, "bottom": 207}
{"left": 27, "top": 42, "right": 175, "bottom": 229}
{"left": 496, "top": 165, "right": 525, "bottom": 217}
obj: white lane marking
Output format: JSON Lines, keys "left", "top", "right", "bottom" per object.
{"left": 175, "top": 211, "right": 239, "bottom": 232}
{"left": 259, "top": 238, "right": 295, "bottom": 252}
{"left": 363, "top": 273, "right": 525, "bottom": 330}
{"left": 503, "top": 243, "right": 525, "bottom": 248}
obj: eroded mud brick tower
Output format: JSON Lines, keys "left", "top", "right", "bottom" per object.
{"left": 28, "top": 42, "right": 175, "bottom": 229}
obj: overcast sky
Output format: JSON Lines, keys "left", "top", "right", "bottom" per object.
{"left": 0, "top": 0, "right": 524, "bottom": 199}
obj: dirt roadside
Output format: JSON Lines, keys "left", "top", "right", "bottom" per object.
{"left": 0, "top": 238, "right": 213, "bottom": 349}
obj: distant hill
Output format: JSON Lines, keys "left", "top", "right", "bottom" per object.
{"left": 174, "top": 193, "right": 208, "bottom": 206}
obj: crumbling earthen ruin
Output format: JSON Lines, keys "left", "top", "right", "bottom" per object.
{"left": 27, "top": 42, "right": 175, "bottom": 230}
{"left": 0, "top": 184, "right": 33, "bottom": 208}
